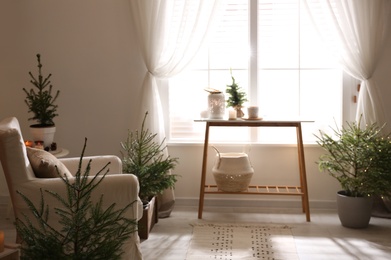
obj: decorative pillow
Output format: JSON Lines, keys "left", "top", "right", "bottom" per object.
{"left": 27, "top": 147, "right": 73, "bottom": 178}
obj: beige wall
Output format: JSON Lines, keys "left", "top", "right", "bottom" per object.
{"left": 1, "top": 1, "right": 390, "bottom": 208}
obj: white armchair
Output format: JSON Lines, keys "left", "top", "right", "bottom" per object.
{"left": 0, "top": 117, "right": 143, "bottom": 260}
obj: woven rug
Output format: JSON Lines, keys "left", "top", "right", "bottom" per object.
{"left": 186, "top": 223, "right": 298, "bottom": 260}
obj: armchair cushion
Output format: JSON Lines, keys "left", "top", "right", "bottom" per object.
{"left": 27, "top": 147, "right": 73, "bottom": 179}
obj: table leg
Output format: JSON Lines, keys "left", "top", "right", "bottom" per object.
{"left": 198, "top": 123, "right": 210, "bottom": 219}
{"left": 296, "top": 123, "right": 310, "bottom": 222}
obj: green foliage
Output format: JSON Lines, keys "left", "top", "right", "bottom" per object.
{"left": 15, "top": 139, "right": 137, "bottom": 260}
{"left": 121, "top": 112, "right": 179, "bottom": 203}
{"left": 315, "top": 117, "right": 391, "bottom": 197}
{"left": 23, "top": 54, "right": 60, "bottom": 126}
{"left": 225, "top": 69, "right": 247, "bottom": 108}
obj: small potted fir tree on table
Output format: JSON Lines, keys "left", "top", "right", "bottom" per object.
{"left": 226, "top": 70, "right": 247, "bottom": 118}
{"left": 121, "top": 112, "right": 179, "bottom": 239}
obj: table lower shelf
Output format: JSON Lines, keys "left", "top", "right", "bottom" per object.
{"left": 204, "top": 184, "right": 304, "bottom": 195}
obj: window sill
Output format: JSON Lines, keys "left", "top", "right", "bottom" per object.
{"left": 167, "top": 141, "right": 320, "bottom": 148}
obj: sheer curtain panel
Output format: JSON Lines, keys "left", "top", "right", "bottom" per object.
{"left": 129, "top": 0, "right": 222, "bottom": 217}
{"left": 304, "top": 0, "right": 391, "bottom": 126}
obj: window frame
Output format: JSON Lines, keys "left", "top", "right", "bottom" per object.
{"left": 162, "top": 0, "right": 358, "bottom": 145}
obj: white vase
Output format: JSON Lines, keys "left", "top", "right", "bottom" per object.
{"left": 208, "top": 93, "right": 225, "bottom": 119}
{"left": 29, "top": 125, "right": 56, "bottom": 148}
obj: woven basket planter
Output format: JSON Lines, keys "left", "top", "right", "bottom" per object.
{"left": 212, "top": 148, "right": 254, "bottom": 192}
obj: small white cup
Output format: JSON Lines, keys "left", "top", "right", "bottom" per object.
{"left": 247, "top": 106, "right": 259, "bottom": 119}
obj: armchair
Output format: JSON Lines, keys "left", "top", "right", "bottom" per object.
{"left": 0, "top": 117, "right": 143, "bottom": 260}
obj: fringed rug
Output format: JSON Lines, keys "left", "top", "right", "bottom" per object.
{"left": 186, "top": 223, "right": 298, "bottom": 260}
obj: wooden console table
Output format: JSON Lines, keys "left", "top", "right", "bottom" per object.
{"left": 195, "top": 119, "right": 312, "bottom": 222}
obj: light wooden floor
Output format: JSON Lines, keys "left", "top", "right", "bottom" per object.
{"left": 2, "top": 204, "right": 391, "bottom": 259}
{"left": 141, "top": 206, "right": 391, "bottom": 260}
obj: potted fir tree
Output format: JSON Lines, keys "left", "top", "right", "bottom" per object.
{"left": 315, "top": 117, "right": 391, "bottom": 228}
{"left": 15, "top": 139, "right": 138, "bottom": 259}
{"left": 225, "top": 70, "right": 247, "bottom": 118}
{"left": 23, "top": 54, "right": 60, "bottom": 149}
{"left": 120, "top": 112, "right": 179, "bottom": 239}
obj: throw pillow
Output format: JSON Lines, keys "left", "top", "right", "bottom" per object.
{"left": 27, "top": 147, "right": 73, "bottom": 178}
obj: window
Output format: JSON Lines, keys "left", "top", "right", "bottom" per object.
{"left": 167, "top": 0, "right": 343, "bottom": 144}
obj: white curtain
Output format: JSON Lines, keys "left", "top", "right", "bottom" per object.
{"left": 129, "top": 0, "right": 222, "bottom": 217}
{"left": 304, "top": 0, "right": 391, "bottom": 126}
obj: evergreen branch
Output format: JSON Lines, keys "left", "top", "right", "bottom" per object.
{"left": 121, "top": 111, "right": 179, "bottom": 201}
{"left": 315, "top": 115, "right": 391, "bottom": 196}
{"left": 225, "top": 69, "right": 247, "bottom": 108}
{"left": 23, "top": 54, "right": 60, "bottom": 126}
{"left": 15, "top": 138, "right": 138, "bottom": 258}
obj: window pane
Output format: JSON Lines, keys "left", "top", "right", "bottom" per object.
{"left": 169, "top": 70, "right": 207, "bottom": 141}
{"left": 169, "top": 0, "right": 249, "bottom": 142}
{"left": 300, "top": 69, "right": 343, "bottom": 141}
{"left": 210, "top": 0, "right": 248, "bottom": 69}
{"left": 300, "top": 1, "right": 338, "bottom": 68}
{"left": 258, "top": 70, "right": 299, "bottom": 118}
{"left": 258, "top": 0, "right": 299, "bottom": 68}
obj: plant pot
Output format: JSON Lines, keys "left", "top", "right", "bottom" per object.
{"left": 382, "top": 196, "right": 391, "bottom": 212}
{"left": 138, "top": 196, "right": 158, "bottom": 239}
{"left": 337, "top": 190, "right": 373, "bottom": 229}
{"left": 234, "top": 106, "right": 244, "bottom": 118}
{"left": 29, "top": 124, "right": 56, "bottom": 148}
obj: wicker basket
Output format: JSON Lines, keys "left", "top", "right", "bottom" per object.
{"left": 212, "top": 148, "right": 254, "bottom": 192}
{"left": 213, "top": 172, "right": 253, "bottom": 192}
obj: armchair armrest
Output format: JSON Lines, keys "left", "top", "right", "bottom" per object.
{"left": 60, "top": 155, "right": 123, "bottom": 176}
{"left": 14, "top": 174, "right": 142, "bottom": 222}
